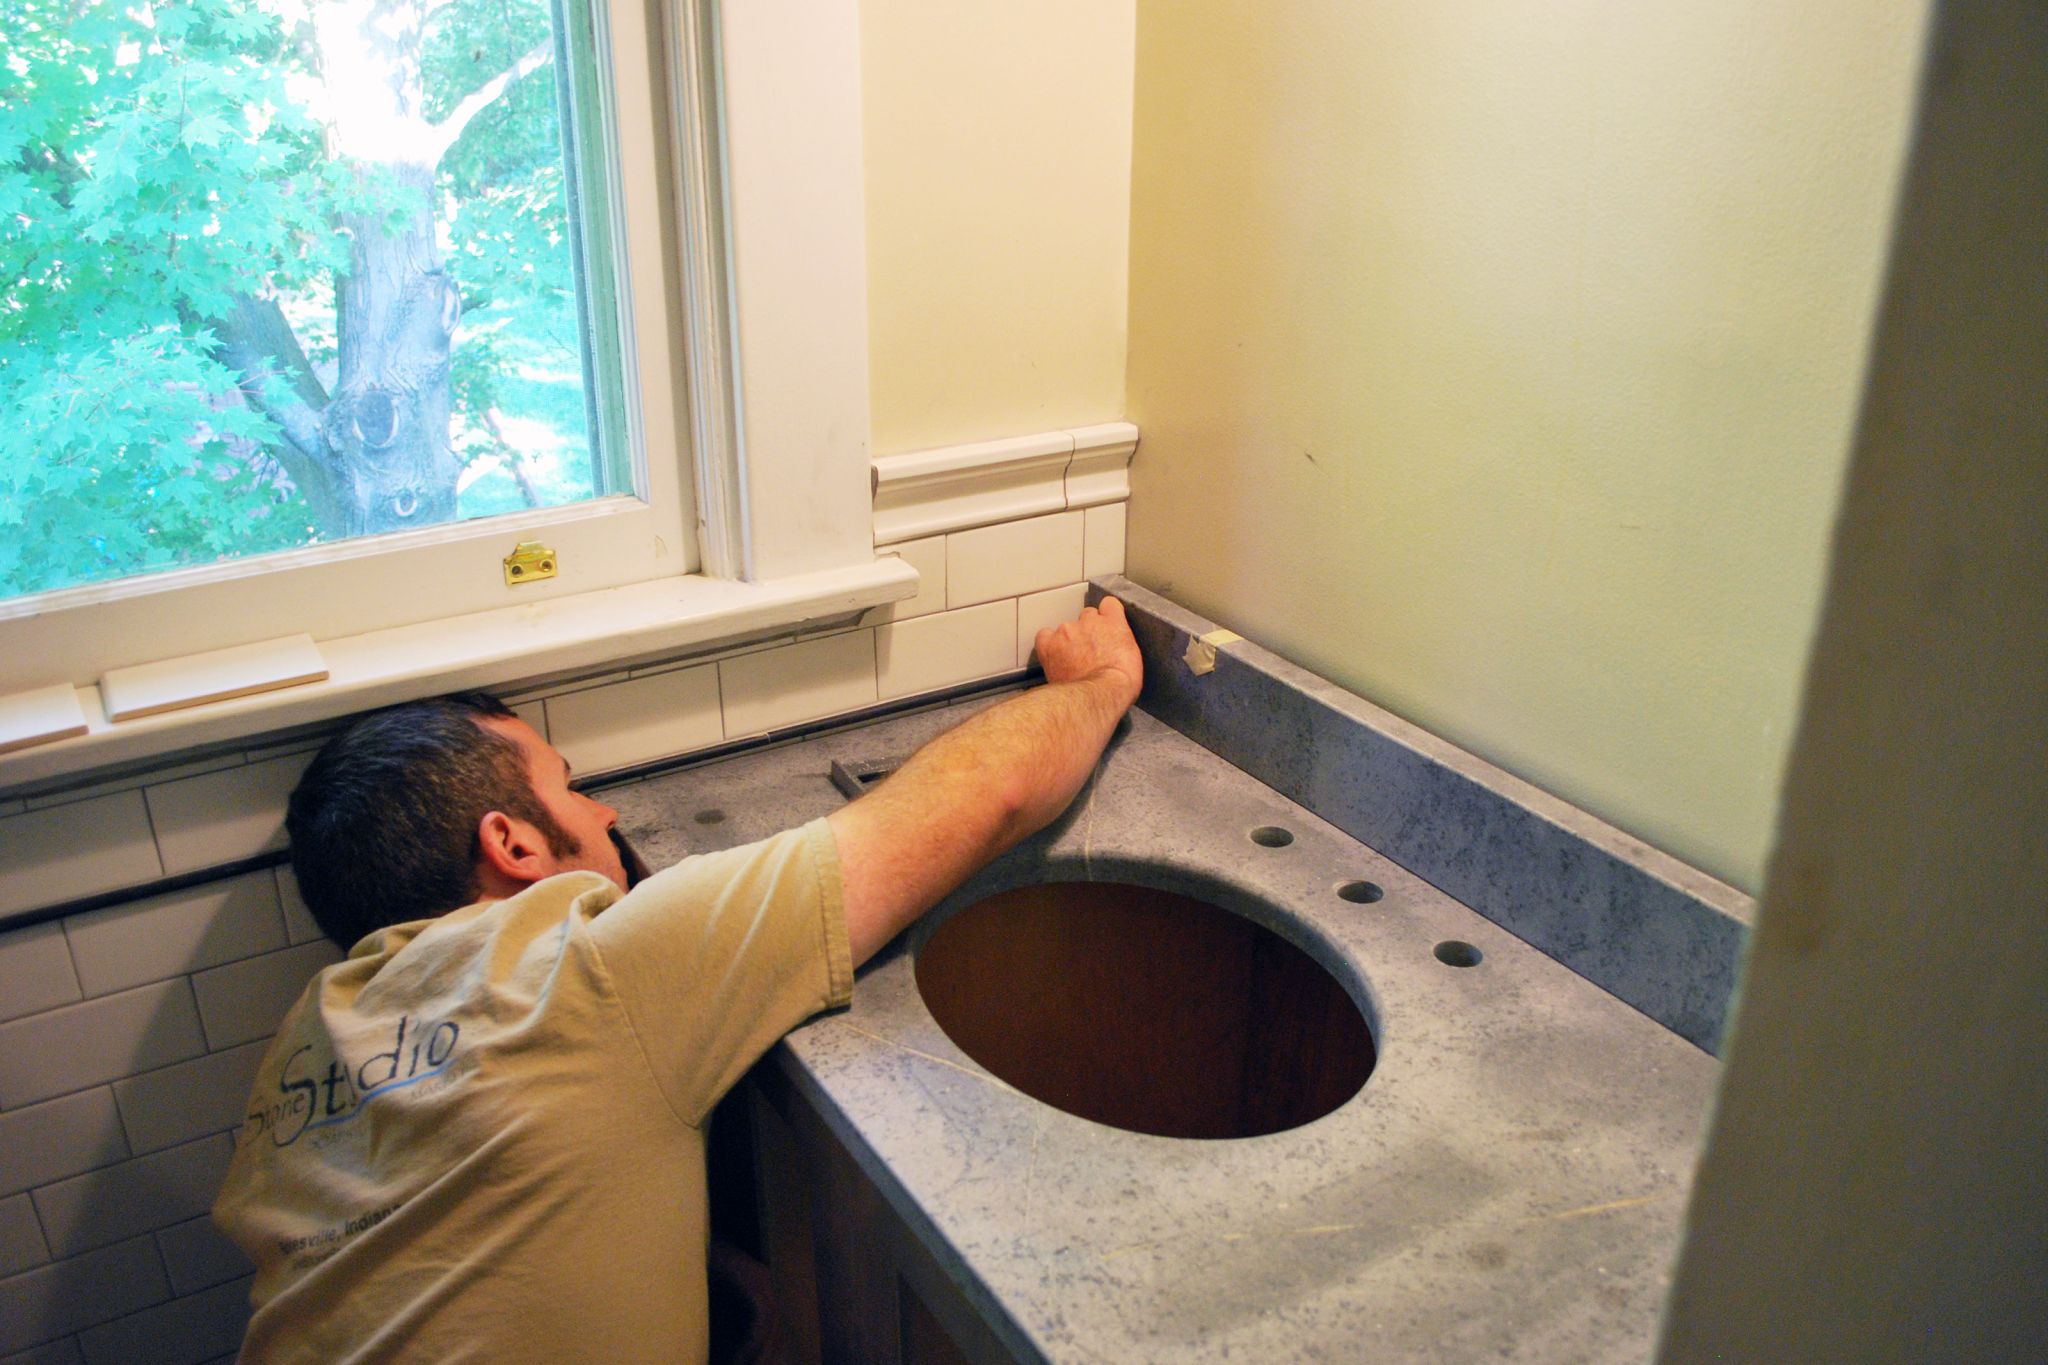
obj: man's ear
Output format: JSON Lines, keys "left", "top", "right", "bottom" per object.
{"left": 476, "top": 809, "right": 554, "bottom": 889}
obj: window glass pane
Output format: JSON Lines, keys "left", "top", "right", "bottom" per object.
{"left": 0, "top": 0, "right": 629, "bottom": 604}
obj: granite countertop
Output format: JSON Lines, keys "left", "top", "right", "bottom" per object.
{"left": 610, "top": 691, "right": 1718, "bottom": 1363}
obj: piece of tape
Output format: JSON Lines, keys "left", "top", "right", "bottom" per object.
{"left": 1182, "top": 629, "right": 1243, "bottom": 677}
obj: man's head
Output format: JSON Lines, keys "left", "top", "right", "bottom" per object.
{"left": 287, "top": 692, "right": 627, "bottom": 948}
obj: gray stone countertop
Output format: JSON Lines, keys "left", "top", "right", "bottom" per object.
{"left": 607, "top": 691, "right": 1718, "bottom": 1363}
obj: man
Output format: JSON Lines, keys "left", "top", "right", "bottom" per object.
{"left": 213, "top": 597, "right": 1144, "bottom": 1363}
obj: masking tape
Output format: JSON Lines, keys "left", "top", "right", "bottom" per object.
{"left": 1182, "top": 629, "right": 1242, "bottom": 677}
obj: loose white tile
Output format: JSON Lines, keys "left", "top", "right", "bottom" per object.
{"left": 32, "top": 1135, "right": 233, "bottom": 1259}
{"left": 509, "top": 699, "right": 547, "bottom": 740}
{"left": 0, "top": 1196, "right": 47, "bottom": 1279}
{"left": 718, "top": 631, "right": 878, "bottom": 739}
{"left": 65, "top": 875, "right": 285, "bottom": 998}
{"left": 145, "top": 753, "right": 312, "bottom": 876}
{"left": 0, "top": 983, "right": 206, "bottom": 1110}
{"left": 99, "top": 634, "right": 326, "bottom": 724}
{"left": 0, "top": 923, "right": 81, "bottom": 1024}
{"left": 0, "top": 1236, "right": 167, "bottom": 1357}
{"left": 189, "top": 941, "right": 340, "bottom": 1051}
{"left": 1015, "top": 584, "right": 1091, "bottom": 668}
{"left": 876, "top": 602, "right": 1019, "bottom": 702}
{"left": 0, "top": 1090, "right": 130, "bottom": 1199}
{"left": 544, "top": 666, "right": 722, "bottom": 775}
{"left": 272, "top": 868, "right": 324, "bottom": 947}
{"left": 77, "top": 1274, "right": 251, "bottom": 1365}
{"left": 1083, "top": 502, "right": 1127, "bottom": 579}
{"left": 0, "top": 794, "right": 162, "bottom": 919}
{"left": 945, "top": 511, "right": 1084, "bottom": 609}
{"left": 155, "top": 1216, "right": 251, "bottom": 1298}
{"left": 112, "top": 1041, "right": 270, "bottom": 1157}
{"left": 861, "top": 537, "right": 946, "bottom": 625}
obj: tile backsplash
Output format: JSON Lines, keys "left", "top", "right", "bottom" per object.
{"left": 0, "top": 490, "right": 1124, "bottom": 1362}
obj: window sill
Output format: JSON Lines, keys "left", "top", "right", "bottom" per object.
{"left": 0, "top": 559, "right": 918, "bottom": 793}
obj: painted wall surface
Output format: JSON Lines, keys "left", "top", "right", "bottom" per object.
{"left": 861, "top": 0, "right": 1135, "bottom": 456}
{"left": 1124, "top": 2, "right": 1928, "bottom": 890}
{"left": 1662, "top": 4, "right": 2048, "bottom": 1353}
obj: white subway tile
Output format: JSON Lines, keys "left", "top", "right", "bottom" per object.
{"left": 0, "top": 1236, "right": 167, "bottom": 1357}
{"left": 0, "top": 794, "right": 162, "bottom": 919}
{"left": 862, "top": 537, "right": 946, "bottom": 625}
{"left": 1015, "top": 584, "right": 1091, "bottom": 669}
{"left": 189, "top": 941, "right": 340, "bottom": 1051}
{"left": 1, "top": 1342, "right": 86, "bottom": 1365}
{"left": 32, "top": 1134, "right": 233, "bottom": 1259}
{"left": 65, "top": 875, "right": 285, "bottom": 998}
{"left": 145, "top": 752, "right": 312, "bottom": 877}
{"left": 1083, "top": 502, "right": 1127, "bottom": 579}
{"left": 272, "top": 868, "right": 324, "bottom": 947}
{"left": 0, "top": 1090, "right": 129, "bottom": 1199}
{"left": 0, "top": 923, "right": 81, "bottom": 1024}
{"left": 876, "top": 602, "right": 1018, "bottom": 703}
{"left": 945, "top": 511, "right": 1084, "bottom": 609}
{"left": 112, "top": 1041, "right": 269, "bottom": 1157}
{"left": 155, "top": 1216, "right": 251, "bottom": 1298}
{"left": 0, "top": 983, "right": 206, "bottom": 1110}
{"left": 545, "top": 666, "right": 723, "bottom": 775}
{"left": 18, "top": 755, "right": 246, "bottom": 814}
{"left": 718, "top": 631, "right": 878, "bottom": 739}
{"left": 0, "top": 1196, "right": 46, "bottom": 1279}
{"left": 77, "top": 1274, "right": 251, "bottom": 1365}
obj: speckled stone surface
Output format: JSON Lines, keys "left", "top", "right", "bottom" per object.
{"left": 606, "top": 690, "right": 1720, "bottom": 1363}
{"left": 1099, "top": 576, "right": 1754, "bottom": 1054}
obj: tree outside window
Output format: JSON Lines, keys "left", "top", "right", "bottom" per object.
{"left": 0, "top": 0, "right": 616, "bottom": 603}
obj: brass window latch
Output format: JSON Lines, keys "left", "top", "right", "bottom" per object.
{"left": 503, "top": 541, "right": 558, "bottom": 586}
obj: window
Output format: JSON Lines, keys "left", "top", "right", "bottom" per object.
{"left": 0, "top": 0, "right": 701, "bottom": 689}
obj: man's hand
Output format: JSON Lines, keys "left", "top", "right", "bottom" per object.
{"left": 1034, "top": 595, "right": 1143, "bottom": 706}
{"left": 827, "top": 596, "right": 1145, "bottom": 964}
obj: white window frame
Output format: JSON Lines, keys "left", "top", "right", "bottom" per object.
{"left": 0, "top": 0, "right": 894, "bottom": 784}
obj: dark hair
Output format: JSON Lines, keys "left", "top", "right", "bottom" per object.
{"left": 287, "top": 692, "right": 573, "bottom": 948}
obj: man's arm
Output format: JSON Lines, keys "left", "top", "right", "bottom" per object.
{"left": 827, "top": 596, "right": 1144, "bottom": 965}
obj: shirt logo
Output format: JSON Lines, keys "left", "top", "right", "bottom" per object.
{"left": 241, "top": 1014, "right": 463, "bottom": 1148}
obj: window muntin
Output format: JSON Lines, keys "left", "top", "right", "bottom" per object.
{"left": 0, "top": 0, "right": 643, "bottom": 607}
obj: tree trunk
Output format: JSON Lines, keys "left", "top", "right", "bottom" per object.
{"left": 316, "top": 0, "right": 463, "bottom": 536}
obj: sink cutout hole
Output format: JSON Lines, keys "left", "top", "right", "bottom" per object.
{"left": 1336, "top": 880, "right": 1384, "bottom": 904}
{"left": 1435, "top": 940, "right": 1483, "bottom": 968}
{"left": 917, "top": 881, "right": 1374, "bottom": 1140}
{"left": 1250, "top": 825, "right": 1294, "bottom": 848}
{"left": 694, "top": 809, "right": 726, "bottom": 825}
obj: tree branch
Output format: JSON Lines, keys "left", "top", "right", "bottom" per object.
{"left": 427, "top": 40, "right": 554, "bottom": 165}
{"left": 198, "top": 295, "right": 347, "bottom": 535}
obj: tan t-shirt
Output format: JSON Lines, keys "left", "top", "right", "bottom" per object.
{"left": 213, "top": 819, "right": 852, "bottom": 1364}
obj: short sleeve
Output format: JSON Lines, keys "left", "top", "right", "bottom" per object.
{"left": 586, "top": 818, "right": 853, "bottom": 1125}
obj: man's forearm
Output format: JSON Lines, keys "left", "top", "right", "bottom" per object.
{"left": 827, "top": 668, "right": 1133, "bottom": 964}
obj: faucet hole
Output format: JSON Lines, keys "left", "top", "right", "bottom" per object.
{"left": 693, "top": 808, "right": 725, "bottom": 825}
{"left": 1336, "top": 880, "right": 1384, "bottom": 904}
{"left": 1435, "top": 940, "right": 1483, "bottom": 968}
{"left": 1250, "top": 825, "right": 1294, "bottom": 848}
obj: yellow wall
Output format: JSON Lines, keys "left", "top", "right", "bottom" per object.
{"left": 860, "top": 1, "right": 1135, "bottom": 456}
{"left": 1125, "top": 2, "right": 1928, "bottom": 890}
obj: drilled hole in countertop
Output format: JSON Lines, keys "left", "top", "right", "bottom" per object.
{"left": 1435, "top": 940, "right": 1483, "bottom": 968}
{"left": 1337, "top": 881, "right": 1384, "bottom": 904}
{"left": 694, "top": 809, "right": 726, "bottom": 825}
{"left": 1250, "top": 825, "right": 1294, "bottom": 848}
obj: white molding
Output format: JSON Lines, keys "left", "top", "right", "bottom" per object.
{"left": 873, "top": 432, "right": 1075, "bottom": 546}
{"left": 716, "top": 0, "right": 875, "bottom": 580}
{"left": 1065, "top": 422, "right": 1140, "bottom": 509}
{"left": 0, "top": 560, "right": 916, "bottom": 791}
{"left": 871, "top": 422, "right": 1139, "bottom": 545}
